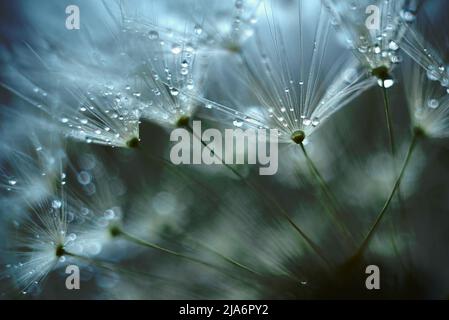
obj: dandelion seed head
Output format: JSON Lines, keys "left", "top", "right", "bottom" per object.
{"left": 197, "top": 1, "right": 373, "bottom": 143}
{"left": 399, "top": 7, "right": 449, "bottom": 89}
{"left": 404, "top": 59, "right": 449, "bottom": 139}
{"left": 324, "top": 0, "right": 413, "bottom": 75}
{"left": 2, "top": 197, "right": 72, "bottom": 293}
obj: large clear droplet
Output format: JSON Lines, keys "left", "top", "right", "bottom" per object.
{"left": 388, "top": 40, "right": 399, "bottom": 51}
{"left": 377, "top": 78, "right": 394, "bottom": 88}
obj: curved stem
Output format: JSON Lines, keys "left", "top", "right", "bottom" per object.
{"left": 382, "top": 87, "right": 396, "bottom": 156}
{"left": 381, "top": 86, "right": 406, "bottom": 262}
{"left": 117, "top": 229, "right": 265, "bottom": 287}
{"left": 185, "top": 123, "right": 330, "bottom": 268}
{"left": 356, "top": 132, "right": 420, "bottom": 256}
{"left": 299, "top": 142, "right": 355, "bottom": 247}
{"left": 186, "top": 237, "right": 261, "bottom": 276}
{"left": 186, "top": 237, "right": 303, "bottom": 283}
{"left": 117, "top": 229, "right": 224, "bottom": 272}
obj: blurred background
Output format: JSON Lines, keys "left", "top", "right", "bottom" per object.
{"left": 0, "top": 0, "right": 449, "bottom": 299}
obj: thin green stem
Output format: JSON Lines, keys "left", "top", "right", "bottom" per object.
{"left": 117, "top": 229, "right": 223, "bottom": 272}
{"left": 187, "top": 238, "right": 303, "bottom": 283}
{"left": 382, "top": 87, "right": 396, "bottom": 156}
{"left": 299, "top": 142, "right": 355, "bottom": 247}
{"left": 186, "top": 237, "right": 261, "bottom": 276}
{"left": 185, "top": 123, "right": 331, "bottom": 268}
{"left": 117, "top": 229, "right": 264, "bottom": 287}
{"left": 381, "top": 86, "right": 406, "bottom": 262}
{"left": 356, "top": 132, "right": 420, "bottom": 256}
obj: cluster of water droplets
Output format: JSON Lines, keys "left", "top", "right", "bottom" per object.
{"left": 424, "top": 63, "right": 449, "bottom": 91}
{"left": 57, "top": 83, "right": 142, "bottom": 147}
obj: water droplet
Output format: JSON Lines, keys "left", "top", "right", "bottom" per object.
{"left": 427, "top": 99, "right": 439, "bottom": 109}
{"left": 400, "top": 10, "right": 416, "bottom": 22}
{"left": 181, "top": 60, "right": 189, "bottom": 68}
{"left": 52, "top": 200, "right": 62, "bottom": 209}
{"left": 373, "top": 44, "right": 381, "bottom": 54}
{"left": 194, "top": 25, "right": 203, "bottom": 35}
{"left": 388, "top": 41, "right": 399, "bottom": 51}
{"left": 377, "top": 78, "right": 394, "bottom": 88}
{"left": 61, "top": 118, "right": 69, "bottom": 123}
{"left": 390, "top": 54, "right": 402, "bottom": 64}
{"left": 358, "top": 45, "right": 368, "bottom": 53}
{"left": 427, "top": 67, "right": 441, "bottom": 81}
{"left": 170, "top": 88, "right": 179, "bottom": 96}
{"left": 104, "top": 209, "right": 115, "bottom": 220}
{"left": 303, "top": 118, "right": 312, "bottom": 126}
{"left": 185, "top": 43, "right": 195, "bottom": 53}
{"left": 148, "top": 30, "right": 159, "bottom": 40}
{"left": 235, "top": 0, "right": 243, "bottom": 9}
{"left": 68, "top": 233, "right": 77, "bottom": 241}
{"left": 77, "top": 171, "right": 92, "bottom": 185}
{"left": 171, "top": 44, "right": 182, "bottom": 55}
{"left": 8, "top": 180, "right": 17, "bottom": 186}
{"left": 312, "top": 117, "right": 320, "bottom": 127}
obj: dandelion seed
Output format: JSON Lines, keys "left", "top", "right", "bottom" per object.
{"left": 403, "top": 59, "right": 449, "bottom": 139}
{"left": 189, "top": 1, "right": 373, "bottom": 143}
{"left": 400, "top": 8, "right": 449, "bottom": 89}
{"left": 2, "top": 198, "right": 72, "bottom": 293}
{"left": 325, "top": 0, "right": 413, "bottom": 74}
